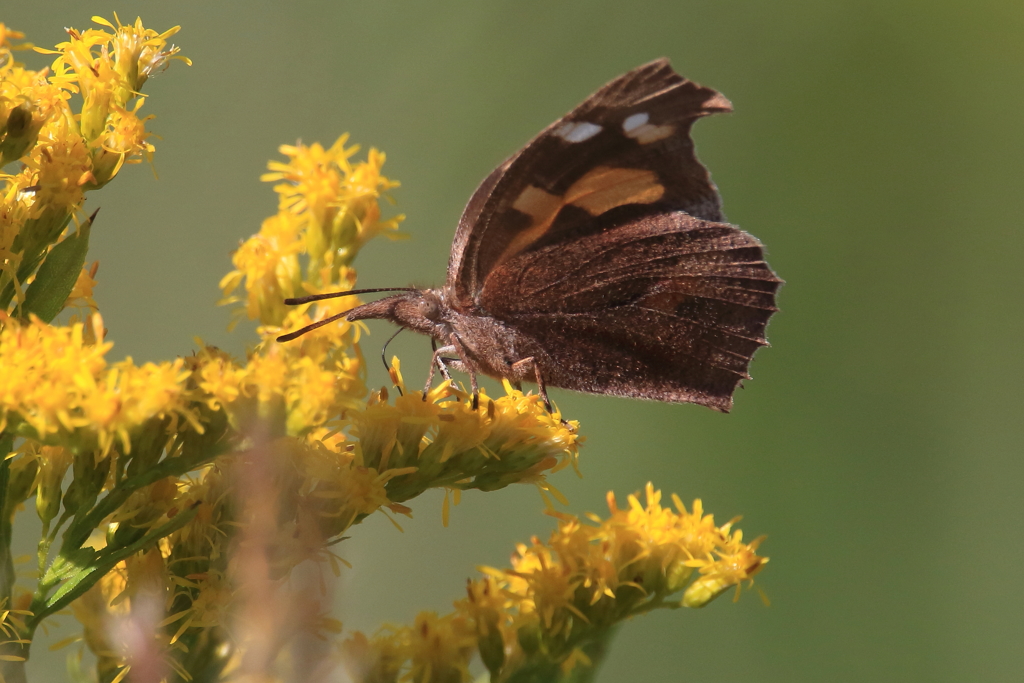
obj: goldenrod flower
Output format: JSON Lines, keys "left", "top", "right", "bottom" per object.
{"left": 0, "top": 313, "right": 199, "bottom": 456}
{"left": 163, "top": 570, "right": 233, "bottom": 644}
{"left": 0, "top": 24, "right": 27, "bottom": 51}
{"left": 1, "top": 15, "right": 187, "bottom": 325}
{"left": 342, "top": 363, "right": 580, "bottom": 510}
{"left": 188, "top": 344, "right": 248, "bottom": 413}
{"left": 284, "top": 436, "right": 415, "bottom": 540}
{"left": 338, "top": 483, "right": 765, "bottom": 682}
{"left": 406, "top": 611, "right": 476, "bottom": 683}
{"left": 516, "top": 483, "right": 767, "bottom": 612}
{"left": 72, "top": 568, "right": 131, "bottom": 679}
{"left": 219, "top": 212, "right": 306, "bottom": 326}
{"left": 338, "top": 629, "right": 408, "bottom": 683}
{"left": 261, "top": 137, "right": 403, "bottom": 269}
{"left": 40, "top": 16, "right": 187, "bottom": 143}
{"left": 222, "top": 137, "right": 404, "bottom": 333}
{"left": 24, "top": 117, "right": 94, "bottom": 213}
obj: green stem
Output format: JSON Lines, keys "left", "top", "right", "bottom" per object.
{"left": 0, "top": 431, "right": 14, "bottom": 603}
{"left": 0, "top": 431, "right": 26, "bottom": 683}
{"left": 626, "top": 594, "right": 676, "bottom": 618}
{"left": 560, "top": 627, "right": 616, "bottom": 683}
{"left": 36, "top": 531, "right": 52, "bottom": 582}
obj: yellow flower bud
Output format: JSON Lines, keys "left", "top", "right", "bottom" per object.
{"left": 0, "top": 102, "right": 41, "bottom": 165}
{"left": 35, "top": 446, "right": 73, "bottom": 526}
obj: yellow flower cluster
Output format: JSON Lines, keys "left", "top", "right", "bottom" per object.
{"left": 220, "top": 134, "right": 403, "bottom": 329}
{"left": 342, "top": 362, "right": 580, "bottom": 519}
{"left": 35, "top": 15, "right": 190, "bottom": 184}
{"left": 1, "top": 15, "right": 187, "bottom": 320}
{"left": 501, "top": 484, "right": 766, "bottom": 614}
{"left": 0, "top": 312, "right": 196, "bottom": 457}
{"left": 338, "top": 484, "right": 767, "bottom": 682}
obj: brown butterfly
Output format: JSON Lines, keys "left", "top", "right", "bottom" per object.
{"left": 279, "top": 59, "right": 781, "bottom": 413}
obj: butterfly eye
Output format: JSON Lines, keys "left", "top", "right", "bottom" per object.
{"left": 418, "top": 298, "right": 441, "bottom": 321}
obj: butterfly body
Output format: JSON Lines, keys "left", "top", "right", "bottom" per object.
{"left": 343, "top": 289, "right": 550, "bottom": 387}
{"left": 283, "top": 59, "right": 781, "bottom": 412}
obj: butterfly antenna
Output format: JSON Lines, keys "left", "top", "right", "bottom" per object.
{"left": 283, "top": 288, "right": 416, "bottom": 306}
{"left": 382, "top": 327, "right": 405, "bottom": 396}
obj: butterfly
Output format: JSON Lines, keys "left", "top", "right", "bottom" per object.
{"left": 279, "top": 59, "right": 781, "bottom": 413}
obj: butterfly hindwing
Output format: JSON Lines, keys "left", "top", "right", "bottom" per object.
{"left": 448, "top": 59, "right": 733, "bottom": 305}
{"left": 477, "top": 210, "right": 780, "bottom": 410}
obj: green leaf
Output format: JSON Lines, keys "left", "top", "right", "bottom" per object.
{"left": 32, "top": 504, "right": 199, "bottom": 626}
{"left": 21, "top": 211, "right": 96, "bottom": 323}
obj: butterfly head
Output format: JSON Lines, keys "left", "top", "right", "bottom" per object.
{"left": 345, "top": 289, "right": 448, "bottom": 338}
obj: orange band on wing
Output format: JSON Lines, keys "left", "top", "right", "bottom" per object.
{"left": 505, "top": 185, "right": 564, "bottom": 259}
{"left": 498, "top": 167, "right": 665, "bottom": 267}
{"left": 566, "top": 166, "right": 665, "bottom": 216}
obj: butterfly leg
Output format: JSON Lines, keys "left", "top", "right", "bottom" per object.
{"left": 423, "top": 344, "right": 458, "bottom": 399}
{"left": 470, "top": 373, "right": 480, "bottom": 410}
{"left": 430, "top": 339, "right": 455, "bottom": 382}
{"left": 510, "top": 357, "right": 553, "bottom": 414}
{"left": 445, "top": 335, "right": 481, "bottom": 410}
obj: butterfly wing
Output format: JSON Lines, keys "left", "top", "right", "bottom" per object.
{"left": 447, "top": 58, "right": 732, "bottom": 305}
{"left": 478, "top": 209, "right": 781, "bottom": 411}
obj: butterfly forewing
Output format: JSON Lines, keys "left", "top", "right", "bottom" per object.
{"left": 447, "top": 59, "right": 733, "bottom": 305}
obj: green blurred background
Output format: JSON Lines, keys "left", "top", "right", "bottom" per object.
{"left": 7, "top": 1, "right": 1024, "bottom": 681}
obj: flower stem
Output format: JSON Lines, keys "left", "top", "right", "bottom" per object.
{"left": 0, "top": 431, "right": 15, "bottom": 602}
{"left": 0, "top": 431, "right": 27, "bottom": 683}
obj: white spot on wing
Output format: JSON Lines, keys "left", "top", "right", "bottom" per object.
{"left": 554, "top": 121, "right": 602, "bottom": 143}
{"left": 624, "top": 121, "right": 675, "bottom": 144}
{"left": 623, "top": 112, "right": 649, "bottom": 132}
